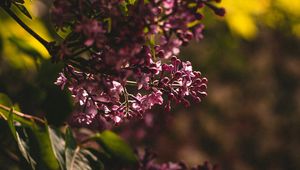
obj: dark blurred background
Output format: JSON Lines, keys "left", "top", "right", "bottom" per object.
{"left": 1, "top": 0, "right": 300, "bottom": 170}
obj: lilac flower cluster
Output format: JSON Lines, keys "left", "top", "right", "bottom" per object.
{"left": 52, "top": 0, "right": 224, "bottom": 129}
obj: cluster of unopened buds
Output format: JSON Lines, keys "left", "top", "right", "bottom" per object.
{"left": 52, "top": 0, "right": 224, "bottom": 129}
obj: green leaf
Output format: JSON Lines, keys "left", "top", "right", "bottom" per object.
{"left": 95, "top": 131, "right": 138, "bottom": 165}
{"left": 103, "top": 18, "right": 112, "bottom": 33}
{"left": 126, "top": 0, "right": 136, "bottom": 5}
{"left": 0, "top": 93, "right": 34, "bottom": 126}
{"left": 7, "top": 119, "right": 37, "bottom": 169}
{"left": 13, "top": 3, "right": 32, "bottom": 19}
{"left": 0, "top": 33, "right": 3, "bottom": 54}
{"left": 0, "top": 93, "right": 22, "bottom": 112}
{"left": 48, "top": 126, "right": 66, "bottom": 170}
{"left": 8, "top": 36, "right": 43, "bottom": 60}
{"left": 31, "top": 125, "right": 61, "bottom": 170}
{"left": 120, "top": 0, "right": 137, "bottom": 15}
{"left": 0, "top": 93, "right": 13, "bottom": 107}
{"left": 65, "top": 127, "right": 103, "bottom": 170}
{"left": 65, "top": 127, "right": 77, "bottom": 151}
{"left": 0, "top": 93, "right": 60, "bottom": 170}
{"left": 16, "top": 129, "right": 37, "bottom": 169}
{"left": 8, "top": 122, "right": 60, "bottom": 170}
{"left": 13, "top": 103, "right": 22, "bottom": 112}
{"left": 12, "top": 0, "right": 25, "bottom": 5}
{"left": 8, "top": 109, "right": 17, "bottom": 139}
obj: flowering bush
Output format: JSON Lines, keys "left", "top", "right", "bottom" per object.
{"left": 0, "top": 0, "right": 224, "bottom": 169}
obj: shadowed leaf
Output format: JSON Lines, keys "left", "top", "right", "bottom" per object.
{"left": 48, "top": 126, "right": 66, "bottom": 170}
{"left": 65, "top": 127, "right": 103, "bottom": 170}
{"left": 12, "top": 0, "right": 25, "bottom": 5}
{"left": 7, "top": 118, "right": 37, "bottom": 170}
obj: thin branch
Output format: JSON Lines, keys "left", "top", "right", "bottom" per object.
{"left": 69, "top": 46, "right": 91, "bottom": 59}
{"left": 79, "top": 133, "right": 101, "bottom": 145}
{"left": 0, "top": 104, "right": 45, "bottom": 124}
{"left": 126, "top": 80, "right": 138, "bottom": 86}
{"left": 2, "top": 148, "right": 20, "bottom": 163}
{"left": 0, "top": 5, "right": 51, "bottom": 50}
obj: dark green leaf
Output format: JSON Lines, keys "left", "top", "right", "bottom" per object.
{"left": 14, "top": 3, "right": 32, "bottom": 19}
{"left": 0, "top": 94, "right": 60, "bottom": 170}
{"left": 65, "top": 127, "right": 76, "bottom": 150}
{"left": 0, "top": 94, "right": 36, "bottom": 168}
{"left": 95, "top": 131, "right": 138, "bottom": 164}
{"left": 8, "top": 124, "right": 37, "bottom": 169}
{"left": 65, "top": 127, "right": 103, "bottom": 170}
{"left": 9, "top": 124, "right": 60, "bottom": 170}
{"left": 12, "top": 0, "right": 25, "bottom": 5}
{"left": 0, "top": 33, "right": 3, "bottom": 54}
{"left": 48, "top": 126, "right": 66, "bottom": 170}
{"left": 31, "top": 125, "right": 61, "bottom": 170}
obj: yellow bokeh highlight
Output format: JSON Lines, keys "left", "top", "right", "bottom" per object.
{"left": 226, "top": 14, "right": 257, "bottom": 39}
{"left": 220, "top": 0, "right": 270, "bottom": 39}
{"left": 3, "top": 20, "right": 51, "bottom": 58}
{"left": 263, "top": 10, "right": 285, "bottom": 29}
{"left": 0, "top": 1, "right": 52, "bottom": 70}
{"left": 276, "top": 0, "right": 300, "bottom": 16}
{"left": 221, "top": 0, "right": 270, "bottom": 15}
{"left": 292, "top": 24, "right": 300, "bottom": 38}
{"left": 4, "top": 44, "right": 36, "bottom": 70}
{"left": 219, "top": 0, "right": 300, "bottom": 39}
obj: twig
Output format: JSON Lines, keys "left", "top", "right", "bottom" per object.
{"left": 0, "top": 104, "right": 45, "bottom": 124}
{"left": 0, "top": 5, "right": 51, "bottom": 50}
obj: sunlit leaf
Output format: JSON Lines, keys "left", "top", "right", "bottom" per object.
{"left": 1, "top": 14, "right": 52, "bottom": 65}
{"left": 14, "top": 3, "right": 32, "bottom": 19}
{"left": 95, "top": 131, "right": 138, "bottom": 165}
{"left": 126, "top": 0, "right": 136, "bottom": 5}
{"left": 8, "top": 36, "right": 43, "bottom": 60}
{"left": 120, "top": 0, "right": 137, "bottom": 14}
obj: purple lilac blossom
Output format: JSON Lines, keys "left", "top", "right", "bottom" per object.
{"left": 52, "top": 0, "right": 224, "bottom": 129}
